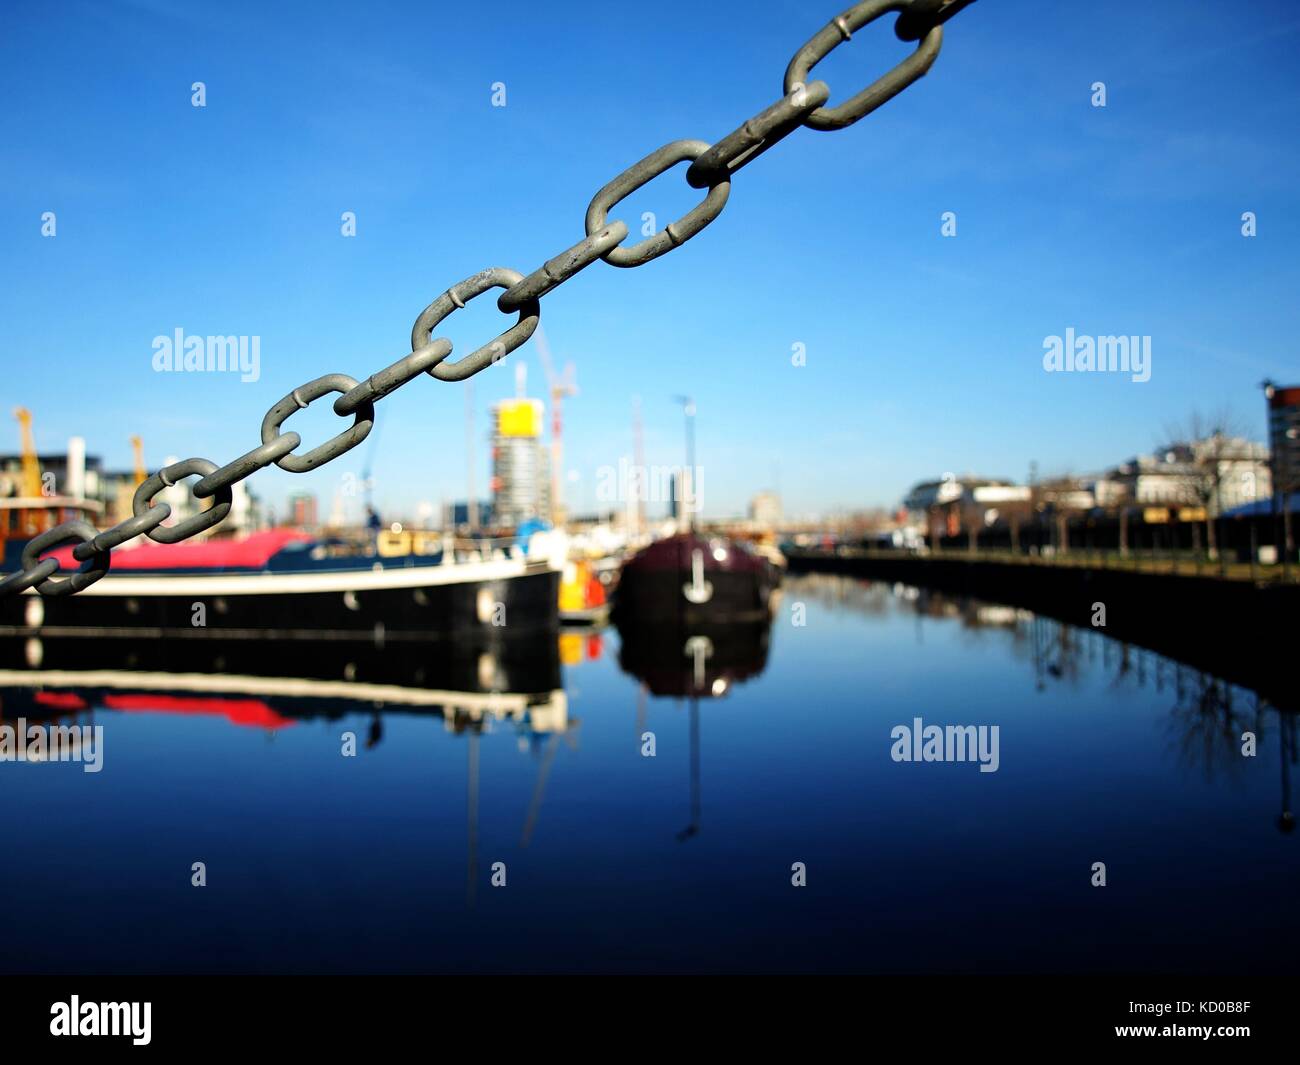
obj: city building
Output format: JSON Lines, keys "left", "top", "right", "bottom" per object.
{"left": 0, "top": 450, "right": 104, "bottom": 501}
{"left": 903, "top": 474, "right": 1032, "bottom": 539}
{"left": 288, "top": 491, "right": 318, "bottom": 528}
{"left": 1197, "top": 435, "right": 1272, "bottom": 512}
{"left": 491, "top": 398, "right": 550, "bottom": 529}
{"left": 1265, "top": 382, "right": 1300, "bottom": 496}
{"left": 1100, "top": 436, "right": 1271, "bottom": 515}
{"left": 2, "top": 444, "right": 263, "bottom": 537}
{"left": 1035, "top": 477, "right": 1097, "bottom": 513}
{"left": 748, "top": 491, "right": 782, "bottom": 528}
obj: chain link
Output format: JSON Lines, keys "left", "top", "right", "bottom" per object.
{"left": 193, "top": 433, "right": 302, "bottom": 497}
{"left": 0, "top": 556, "right": 58, "bottom": 598}
{"left": 19, "top": 521, "right": 111, "bottom": 597}
{"left": 261, "top": 375, "right": 375, "bottom": 473}
{"left": 0, "top": 0, "right": 977, "bottom": 599}
{"left": 412, "top": 268, "right": 541, "bottom": 382}
{"left": 74, "top": 504, "right": 172, "bottom": 556}
{"left": 133, "top": 459, "right": 234, "bottom": 544}
{"left": 586, "top": 140, "right": 732, "bottom": 268}
{"left": 685, "top": 80, "right": 831, "bottom": 189}
{"left": 334, "top": 342, "right": 453, "bottom": 415}
{"left": 497, "top": 223, "right": 629, "bottom": 312}
{"left": 895, "top": 0, "right": 977, "bottom": 42}
{"left": 786, "top": 0, "right": 944, "bottom": 132}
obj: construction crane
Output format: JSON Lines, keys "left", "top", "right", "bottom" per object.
{"left": 130, "top": 435, "right": 147, "bottom": 487}
{"left": 13, "top": 408, "right": 43, "bottom": 499}
{"left": 11, "top": 407, "right": 48, "bottom": 534}
{"left": 532, "top": 324, "right": 576, "bottom": 527}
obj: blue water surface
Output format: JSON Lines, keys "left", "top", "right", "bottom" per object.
{"left": 0, "top": 576, "right": 1294, "bottom": 974}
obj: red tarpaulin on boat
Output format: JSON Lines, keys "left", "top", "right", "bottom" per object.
{"left": 44, "top": 528, "right": 312, "bottom": 570}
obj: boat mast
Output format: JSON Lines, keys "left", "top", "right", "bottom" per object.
{"left": 674, "top": 395, "right": 696, "bottom": 532}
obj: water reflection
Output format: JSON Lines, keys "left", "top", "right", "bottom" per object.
{"left": 0, "top": 634, "right": 565, "bottom": 733}
{"left": 789, "top": 572, "right": 1298, "bottom": 833}
{"left": 616, "top": 621, "right": 771, "bottom": 699}
{"left": 615, "top": 616, "right": 774, "bottom": 843}
{"left": 2, "top": 578, "right": 1293, "bottom": 837}
{"left": 0, "top": 632, "right": 579, "bottom": 914}
{"left": 0, "top": 576, "right": 1294, "bottom": 974}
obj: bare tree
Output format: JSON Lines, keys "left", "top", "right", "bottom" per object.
{"left": 1158, "top": 408, "right": 1246, "bottom": 567}
{"left": 1037, "top": 469, "right": 1090, "bottom": 555}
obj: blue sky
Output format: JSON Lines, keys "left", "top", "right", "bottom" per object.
{"left": 2, "top": 0, "right": 1298, "bottom": 522}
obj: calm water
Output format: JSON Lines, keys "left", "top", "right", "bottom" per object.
{"left": 1, "top": 574, "right": 1295, "bottom": 974}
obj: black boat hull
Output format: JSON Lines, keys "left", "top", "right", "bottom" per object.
{"left": 0, "top": 563, "right": 560, "bottom": 644}
{"left": 613, "top": 534, "right": 778, "bottom": 626}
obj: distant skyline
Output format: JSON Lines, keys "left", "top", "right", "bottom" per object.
{"left": 2, "top": 0, "right": 1298, "bottom": 522}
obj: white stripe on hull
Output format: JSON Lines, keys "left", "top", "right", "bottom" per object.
{"left": 18, "top": 557, "right": 557, "bottom": 598}
{"left": 0, "top": 668, "right": 562, "bottom": 716}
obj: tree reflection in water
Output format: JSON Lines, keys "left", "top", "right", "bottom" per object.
{"left": 786, "top": 573, "right": 1299, "bottom": 835}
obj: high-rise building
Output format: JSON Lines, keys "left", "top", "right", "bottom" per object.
{"left": 1265, "top": 383, "right": 1300, "bottom": 497}
{"left": 749, "top": 491, "right": 782, "bottom": 527}
{"left": 490, "top": 398, "right": 550, "bottom": 528}
{"left": 288, "top": 491, "right": 318, "bottom": 528}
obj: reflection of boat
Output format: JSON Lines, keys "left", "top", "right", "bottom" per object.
{"left": 0, "top": 630, "right": 573, "bottom": 908}
{"left": 613, "top": 615, "right": 771, "bottom": 844}
{"left": 613, "top": 532, "right": 779, "bottom": 626}
{"left": 0, "top": 668, "right": 569, "bottom": 737}
{"left": 2, "top": 631, "right": 569, "bottom": 761}
{"left": 1, "top": 527, "right": 566, "bottom": 642}
{"left": 616, "top": 620, "right": 771, "bottom": 699}
{"left": 0, "top": 632, "right": 561, "bottom": 710}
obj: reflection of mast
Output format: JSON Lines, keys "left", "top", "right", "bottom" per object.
{"left": 467, "top": 729, "right": 479, "bottom": 907}
{"left": 674, "top": 395, "right": 696, "bottom": 530}
{"left": 1280, "top": 709, "right": 1296, "bottom": 834}
{"left": 1032, "top": 615, "right": 1045, "bottom": 691}
{"left": 520, "top": 732, "right": 560, "bottom": 848}
{"left": 676, "top": 696, "right": 701, "bottom": 843}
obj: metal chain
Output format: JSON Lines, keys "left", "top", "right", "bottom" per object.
{"left": 0, "top": 0, "right": 977, "bottom": 600}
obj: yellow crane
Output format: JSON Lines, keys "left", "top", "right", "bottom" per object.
{"left": 12, "top": 407, "right": 42, "bottom": 499}
{"left": 130, "top": 435, "right": 146, "bottom": 486}
{"left": 11, "top": 407, "right": 49, "bottom": 534}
